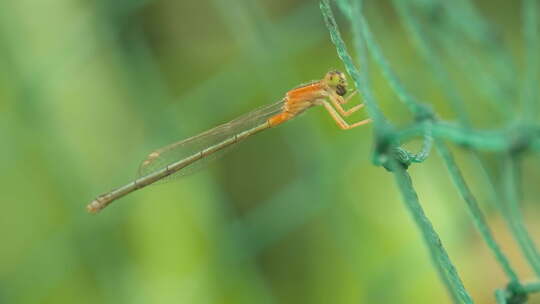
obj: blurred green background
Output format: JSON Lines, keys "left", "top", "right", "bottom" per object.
{"left": 1, "top": 0, "right": 539, "bottom": 303}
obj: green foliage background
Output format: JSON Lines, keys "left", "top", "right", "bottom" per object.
{"left": 1, "top": 0, "right": 539, "bottom": 303}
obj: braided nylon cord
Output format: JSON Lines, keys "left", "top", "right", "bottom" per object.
{"left": 321, "top": 0, "right": 540, "bottom": 303}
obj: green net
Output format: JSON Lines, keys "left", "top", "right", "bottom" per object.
{"left": 320, "top": 0, "right": 540, "bottom": 303}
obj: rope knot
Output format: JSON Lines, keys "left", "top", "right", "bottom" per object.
{"left": 504, "top": 282, "right": 528, "bottom": 304}
{"left": 414, "top": 104, "right": 436, "bottom": 123}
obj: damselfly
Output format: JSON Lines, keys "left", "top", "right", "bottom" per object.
{"left": 87, "top": 70, "right": 370, "bottom": 213}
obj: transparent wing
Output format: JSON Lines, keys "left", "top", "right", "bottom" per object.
{"left": 138, "top": 100, "right": 284, "bottom": 182}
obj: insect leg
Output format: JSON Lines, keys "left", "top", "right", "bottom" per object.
{"left": 320, "top": 100, "right": 371, "bottom": 130}
{"left": 330, "top": 92, "right": 365, "bottom": 117}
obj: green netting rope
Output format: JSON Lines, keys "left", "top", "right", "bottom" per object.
{"left": 320, "top": 0, "right": 540, "bottom": 303}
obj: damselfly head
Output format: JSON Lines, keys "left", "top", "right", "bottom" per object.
{"left": 324, "top": 70, "right": 348, "bottom": 96}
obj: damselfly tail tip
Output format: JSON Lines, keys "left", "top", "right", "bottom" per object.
{"left": 86, "top": 199, "right": 102, "bottom": 214}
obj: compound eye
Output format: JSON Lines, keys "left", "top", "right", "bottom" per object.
{"left": 336, "top": 84, "right": 346, "bottom": 96}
